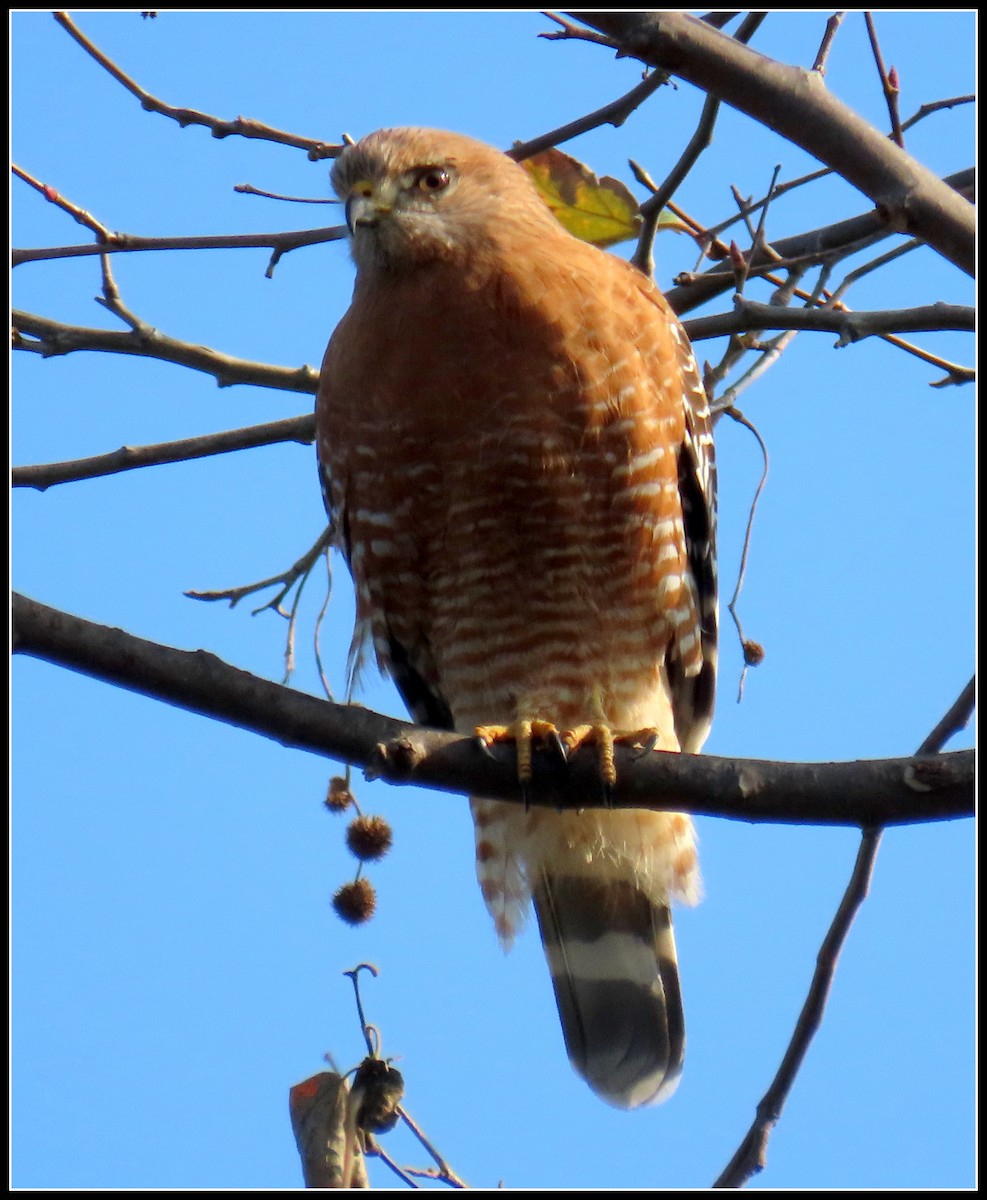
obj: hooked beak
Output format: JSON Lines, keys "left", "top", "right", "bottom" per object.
{"left": 344, "top": 184, "right": 393, "bottom": 236}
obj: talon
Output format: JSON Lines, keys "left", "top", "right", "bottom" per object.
{"left": 475, "top": 723, "right": 528, "bottom": 774}
{"left": 546, "top": 728, "right": 569, "bottom": 763}
{"left": 474, "top": 730, "right": 501, "bottom": 760}
{"left": 614, "top": 726, "right": 661, "bottom": 758}
{"left": 474, "top": 719, "right": 562, "bottom": 787}
{"left": 563, "top": 724, "right": 617, "bottom": 787}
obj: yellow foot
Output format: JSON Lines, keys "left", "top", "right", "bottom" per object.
{"left": 560, "top": 726, "right": 663, "bottom": 802}
{"left": 614, "top": 727, "right": 662, "bottom": 757}
{"left": 475, "top": 719, "right": 564, "bottom": 783}
{"left": 562, "top": 724, "right": 617, "bottom": 787}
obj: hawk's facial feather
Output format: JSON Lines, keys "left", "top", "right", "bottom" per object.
{"left": 331, "top": 127, "right": 561, "bottom": 274}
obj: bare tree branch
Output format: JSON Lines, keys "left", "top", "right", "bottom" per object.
{"left": 715, "top": 824, "right": 883, "bottom": 1188}
{"left": 12, "top": 223, "right": 346, "bottom": 269}
{"left": 714, "top": 674, "right": 975, "bottom": 1187}
{"left": 685, "top": 298, "right": 974, "bottom": 345}
{"left": 654, "top": 94, "right": 972, "bottom": 262}
{"left": 508, "top": 67, "right": 669, "bottom": 162}
{"left": 12, "top": 309, "right": 319, "bottom": 393}
{"left": 665, "top": 167, "right": 974, "bottom": 316}
{"left": 633, "top": 91, "right": 722, "bottom": 276}
{"left": 811, "top": 12, "right": 846, "bottom": 75}
{"left": 565, "top": 12, "right": 974, "bottom": 274}
{"left": 53, "top": 11, "right": 342, "bottom": 161}
{"left": 863, "top": 12, "right": 905, "bottom": 149}
{"left": 12, "top": 161, "right": 115, "bottom": 239}
{"left": 12, "top": 415, "right": 316, "bottom": 491}
{"left": 12, "top": 593, "right": 973, "bottom": 827}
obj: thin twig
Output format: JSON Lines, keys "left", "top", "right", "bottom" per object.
{"left": 12, "top": 162, "right": 115, "bottom": 239}
{"left": 735, "top": 164, "right": 783, "bottom": 293}
{"left": 719, "top": 407, "right": 769, "bottom": 700}
{"left": 509, "top": 67, "right": 668, "bottom": 162}
{"left": 362, "top": 1138, "right": 419, "bottom": 1189}
{"left": 685, "top": 298, "right": 974, "bottom": 346}
{"left": 811, "top": 12, "right": 846, "bottom": 74}
{"left": 13, "top": 308, "right": 320, "bottom": 394}
{"left": 52, "top": 10, "right": 341, "bottom": 161}
{"left": 313, "top": 548, "right": 337, "bottom": 702}
{"left": 631, "top": 10, "right": 765, "bottom": 276}
{"left": 825, "top": 238, "right": 922, "bottom": 306}
{"left": 397, "top": 1107, "right": 468, "bottom": 1189}
{"left": 185, "top": 526, "right": 334, "bottom": 618}
{"left": 698, "top": 95, "right": 972, "bottom": 256}
{"left": 864, "top": 12, "right": 905, "bottom": 148}
{"left": 233, "top": 183, "right": 338, "bottom": 204}
{"left": 540, "top": 11, "right": 617, "bottom": 49}
{"left": 13, "top": 223, "right": 347, "bottom": 269}
{"left": 915, "top": 676, "right": 975, "bottom": 756}
{"left": 710, "top": 258, "right": 836, "bottom": 408}
{"left": 716, "top": 327, "right": 798, "bottom": 409}
{"left": 12, "top": 415, "right": 316, "bottom": 491}
{"left": 344, "top": 964, "right": 380, "bottom": 1058}
{"left": 714, "top": 675, "right": 976, "bottom": 1187}
{"left": 902, "top": 93, "right": 975, "bottom": 130}
{"left": 633, "top": 92, "right": 721, "bottom": 276}
{"left": 714, "top": 827, "right": 883, "bottom": 1187}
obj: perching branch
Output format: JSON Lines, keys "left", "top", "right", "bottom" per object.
{"left": 12, "top": 593, "right": 973, "bottom": 828}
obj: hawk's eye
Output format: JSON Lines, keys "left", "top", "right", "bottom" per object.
{"left": 415, "top": 167, "right": 451, "bottom": 195}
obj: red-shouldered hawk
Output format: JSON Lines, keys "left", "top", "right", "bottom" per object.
{"left": 317, "top": 128, "right": 717, "bottom": 1109}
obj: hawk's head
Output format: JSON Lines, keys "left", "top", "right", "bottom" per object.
{"left": 331, "top": 127, "right": 560, "bottom": 274}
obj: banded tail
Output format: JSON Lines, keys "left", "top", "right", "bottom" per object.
{"left": 533, "top": 872, "right": 685, "bottom": 1109}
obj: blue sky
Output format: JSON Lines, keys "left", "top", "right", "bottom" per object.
{"left": 12, "top": 11, "right": 974, "bottom": 1190}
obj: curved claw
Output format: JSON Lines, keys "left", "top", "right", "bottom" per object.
{"left": 475, "top": 731, "right": 500, "bottom": 760}
{"left": 474, "top": 719, "right": 567, "bottom": 787}
{"left": 563, "top": 724, "right": 617, "bottom": 787}
{"left": 615, "top": 727, "right": 661, "bottom": 758}
{"left": 546, "top": 728, "right": 569, "bottom": 763}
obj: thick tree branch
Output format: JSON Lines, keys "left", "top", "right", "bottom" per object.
{"left": 568, "top": 12, "right": 975, "bottom": 275}
{"left": 12, "top": 593, "right": 973, "bottom": 827}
